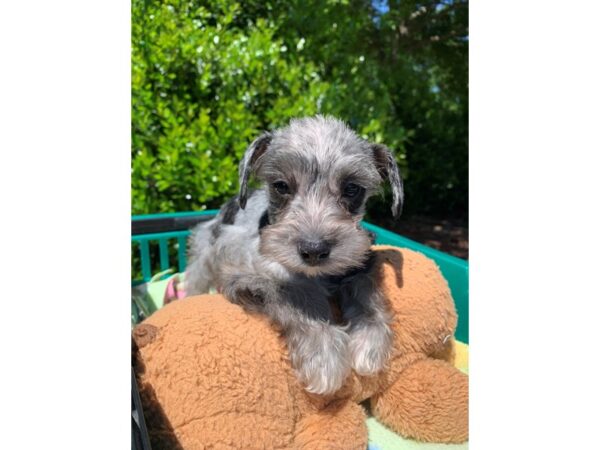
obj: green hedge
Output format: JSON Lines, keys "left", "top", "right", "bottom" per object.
{"left": 132, "top": 0, "right": 468, "bottom": 220}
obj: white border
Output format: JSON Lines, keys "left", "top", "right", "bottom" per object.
{"left": 471, "top": 1, "right": 600, "bottom": 448}
{"left": 0, "top": 1, "right": 130, "bottom": 448}
{"left": 1, "top": 1, "right": 600, "bottom": 448}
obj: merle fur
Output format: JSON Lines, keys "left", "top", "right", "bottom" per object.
{"left": 186, "top": 116, "right": 403, "bottom": 395}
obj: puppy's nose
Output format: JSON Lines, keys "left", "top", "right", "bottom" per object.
{"left": 297, "top": 239, "right": 331, "bottom": 265}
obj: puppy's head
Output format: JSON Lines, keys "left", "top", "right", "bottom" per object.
{"left": 239, "top": 116, "right": 403, "bottom": 277}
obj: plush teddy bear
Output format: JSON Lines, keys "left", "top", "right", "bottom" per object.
{"left": 132, "top": 245, "right": 468, "bottom": 449}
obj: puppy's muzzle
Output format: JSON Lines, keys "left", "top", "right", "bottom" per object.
{"left": 297, "top": 239, "right": 332, "bottom": 266}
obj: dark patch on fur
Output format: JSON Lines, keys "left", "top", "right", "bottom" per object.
{"left": 366, "top": 230, "right": 377, "bottom": 244}
{"left": 212, "top": 191, "right": 255, "bottom": 240}
{"left": 239, "top": 133, "right": 272, "bottom": 209}
{"left": 371, "top": 143, "right": 404, "bottom": 217}
{"left": 258, "top": 210, "right": 270, "bottom": 231}
{"left": 232, "top": 287, "right": 266, "bottom": 308}
{"left": 325, "top": 250, "right": 376, "bottom": 285}
{"left": 221, "top": 196, "right": 240, "bottom": 225}
{"left": 345, "top": 249, "right": 376, "bottom": 278}
{"left": 340, "top": 186, "right": 366, "bottom": 214}
{"left": 267, "top": 193, "right": 292, "bottom": 224}
{"left": 210, "top": 222, "right": 221, "bottom": 241}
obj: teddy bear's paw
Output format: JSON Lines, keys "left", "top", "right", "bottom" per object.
{"left": 349, "top": 322, "right": 393, "bottom": 376}
{"left": 290, "top": 325, "right": 351, "bottom": 396}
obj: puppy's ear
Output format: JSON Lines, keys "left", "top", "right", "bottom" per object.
{"left": 238, "top": 132, "right": 272, "bottom": 209}
{"left": 371, "top": 143, "right": 404, "bottom": 218}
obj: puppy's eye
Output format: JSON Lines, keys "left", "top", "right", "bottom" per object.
{"left": 343, "top": 183, "right": 362, "bottom": 198}
{"left": 272, "top": 181, "right": 290, "bottom": 195}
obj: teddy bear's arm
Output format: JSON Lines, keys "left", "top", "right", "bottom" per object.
{"left": 338, "top": 270, "right": 394, "bottom": 377}
{"left": 370, "top": 358, "right": 469, "bottom": 444}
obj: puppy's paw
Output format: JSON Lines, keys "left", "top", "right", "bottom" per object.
{"left": 289, "top": 325, "right": 350, "bottom": 396}
{"left": 349, "top": 322, "right": 393, "bottom": 376}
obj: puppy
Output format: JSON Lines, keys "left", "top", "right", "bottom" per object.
{"left": 186, "top": 116, "right": 403, "bottom": 395}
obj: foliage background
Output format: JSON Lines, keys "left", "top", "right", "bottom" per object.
{"left": 132, "top": 0, "right": 468, "bottom": 222}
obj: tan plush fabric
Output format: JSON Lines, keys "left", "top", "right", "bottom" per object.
{"left": 133, "top": 246, "right": 468, "bottom": 449}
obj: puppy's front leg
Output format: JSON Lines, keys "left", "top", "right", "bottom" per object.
{"left": 222, "top": 274, "right": 351, "bottom": 395}
{"left": 339, "top": 272, "right": 393, "bottom": 376}
{"left": 281, "top": 313, "right": 350, "bottom": 395}
{"left": 267, "top": 281, "right": 351, "bottom": 396}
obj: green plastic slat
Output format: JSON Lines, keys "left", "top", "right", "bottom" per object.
{"left": 139, "top": 239, "right": 152, "bottom": 282}
{"left": 132, "top": 230, "right": 190, "bottom": 242}
{"left": 132, "top": 210, "right": 217, "bottom": 221}
{"left": 158, "top": 238, "right": 170, "bottom": 271}
{"left": 177, "top": 235, "right": 187, "bottom": 273}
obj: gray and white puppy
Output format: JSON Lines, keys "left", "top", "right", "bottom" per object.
{"left": 185, "top": 116, "right": 403, "bottom": 395}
